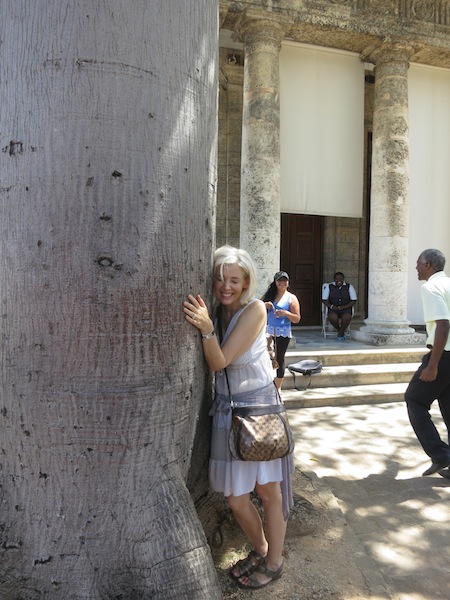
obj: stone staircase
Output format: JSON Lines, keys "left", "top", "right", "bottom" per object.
{"left": 282, "top": 343, "right": 427, "bottom": 409}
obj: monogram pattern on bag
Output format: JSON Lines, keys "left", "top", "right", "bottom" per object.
{"left": 229, "top": 412, "right": 295, "bottom": 462}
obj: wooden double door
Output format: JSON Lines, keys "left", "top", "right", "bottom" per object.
{"left": 280, "top": 213, "right": 323, "bottom": 326}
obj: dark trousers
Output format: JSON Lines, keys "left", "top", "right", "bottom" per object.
{"left": 275, "top": 336, "right": 291, "bottom": 379}
{"left": 405, "top": 351, "right": 450, "bottom": 463}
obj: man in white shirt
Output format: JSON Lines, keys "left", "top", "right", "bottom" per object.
{"left": 322, "top": 272, "right": 357, "bottom": 341}
{"left": 405, "top": 249, "right": 450, "bottom": 477}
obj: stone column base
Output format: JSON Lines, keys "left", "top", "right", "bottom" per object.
{"left": 352, "top": 321, "right": 427, "bottom": 346}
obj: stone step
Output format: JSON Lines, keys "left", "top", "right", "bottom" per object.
{"left": 275, "top": 329, "right": 426, "bottom": 407}
{"left": 285, "top": 346, "right": 426, "bottom": 367}
{"left": 283, "top": 362, "right": 420, "bottom": 390}
{"left": 282, "top": 382, "right": 408, "bottom": 409}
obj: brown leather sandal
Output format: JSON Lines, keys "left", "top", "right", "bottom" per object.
{"left": 236, "top": 559, "right": 283, "bottom": 589}
{"left": 230, "top": 550, "right": 266, "bottom": 580}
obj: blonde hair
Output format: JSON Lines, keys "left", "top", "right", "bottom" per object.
{"left": 213, "top": 245, "right": 257, "bottom": 305}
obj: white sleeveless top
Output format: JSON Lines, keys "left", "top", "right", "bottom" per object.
{"left": 215, "top": 299, "right": 274, "bottom": 398}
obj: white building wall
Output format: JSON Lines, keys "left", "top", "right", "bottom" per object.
{"left": 408, "top": 64, "right": 450, "bottom": 325}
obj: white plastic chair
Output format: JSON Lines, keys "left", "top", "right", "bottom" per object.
{"left": 321, "top": 282, "right": 352, "bottom": 338}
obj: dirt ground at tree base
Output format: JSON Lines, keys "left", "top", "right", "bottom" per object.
{"left": 210, "top": 467, "right": 391, "bottom": 600}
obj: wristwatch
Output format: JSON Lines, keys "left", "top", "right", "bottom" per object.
{"left": 201, "top": 330, "right": 215, "bottom": 340}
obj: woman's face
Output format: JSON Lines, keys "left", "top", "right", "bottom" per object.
{"left": 276, "top": 277, "right": 289, "bottom": 292}
{"left": 214, "top": 263, "right": 249, "bottom": 308}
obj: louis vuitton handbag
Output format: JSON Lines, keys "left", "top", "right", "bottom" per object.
{"left": 224, "top": 370, "right": 295, "bottom": 462}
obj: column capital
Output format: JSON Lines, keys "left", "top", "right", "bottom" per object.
{"left": 234, "top": 9, "right": 288, "bottom": 50}
{"left": 362, "top": 39, "right": 417, "bottom": 67}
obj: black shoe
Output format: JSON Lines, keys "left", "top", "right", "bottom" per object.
{"left": 422, "top": 462, "right": 449, "bottom": 476}
{"left": 438, "top": 468, "right": 450, "bottom": 480}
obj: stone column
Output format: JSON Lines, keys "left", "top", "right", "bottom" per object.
{"left": 217, "top": 63, "right": 244, "bottom": 248}
{"left": 237, "top": 12, "right": 286, "bottom": 294}
{"left": 354, "top": 42, "right": 417, "bottom": 345}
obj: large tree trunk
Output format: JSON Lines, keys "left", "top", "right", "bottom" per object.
{"left": 0, "top": 1, "right": 219, "bottom": 598}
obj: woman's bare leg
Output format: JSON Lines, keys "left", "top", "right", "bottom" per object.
{"left": 274, "top": 376, "right": 283, "bottom": 390}
{"left": 237, "top": 481, "right": 286, "bottom": 586}
{"left": 227, "top": 493, "right": 268, "bottom": 578}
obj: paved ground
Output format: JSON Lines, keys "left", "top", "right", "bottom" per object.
{"left": 219, "top": 329, "right": 449, "bottom": 599}
{"left": 289, "top": 401, "right": 450, "bottom": 600}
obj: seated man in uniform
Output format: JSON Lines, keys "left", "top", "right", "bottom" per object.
{"left": 322, "top": 272, "right": 357, "bottom": 341}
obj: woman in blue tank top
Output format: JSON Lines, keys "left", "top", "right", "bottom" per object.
{"left": 262, "top": 272, "right": 301, "bottom": 390}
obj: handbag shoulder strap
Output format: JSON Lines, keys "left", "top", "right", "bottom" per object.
{"left": 223, "top": 369, "right": 233, "bottom": 407}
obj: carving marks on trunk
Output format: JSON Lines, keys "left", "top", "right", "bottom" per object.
{"left": 3, "top": 141, "right": 23, "bottom": 156}
{"left": 76, "top": 59, "right": 155, "bottom": 78}
{"left": 44, "top": 58, "right": 156, "bottom": 79}
{"left": 2, "top": 141, "right": 39, "bottom": 156}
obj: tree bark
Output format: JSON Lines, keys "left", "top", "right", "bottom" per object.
{"left": 0, "top": 1, "right": 220, "bottom": 598}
